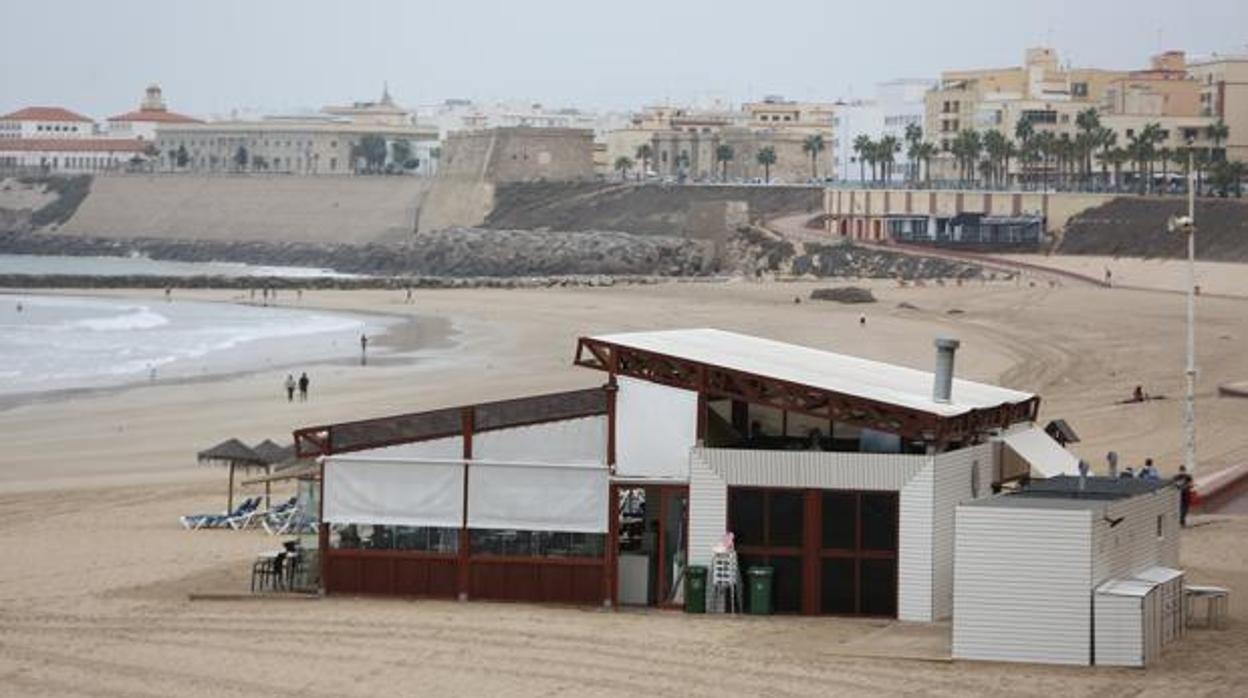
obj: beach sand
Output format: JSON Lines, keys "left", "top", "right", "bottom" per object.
{"left": 2, "top": 270, "right": 1247, "bottom": 696}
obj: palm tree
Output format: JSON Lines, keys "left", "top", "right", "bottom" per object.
{"left": 878, "top": 135, "right": 900, "bottom": 183}
{"left": 1206, "top": 120, "right": 1230, "bottom": 162}
{"left": 904, "top": 124, "right": 923, "bottom": 182}
{"left": 913, "top": 142, "right": 937, "bottom": 188}
{"left": 1075, "top": 108, "right": 1101, "bottom": 185}
{"left": 715, "top": 144, "right": 735, "bottom": 181}
{"left": 756, "top": 146, "right": 777, "bottom": 183}
{"left": 1032, "top": 131, "right": 1056, "bottom": 192}
{"left": 982, "top": 130, "right": 1008, "bottom": 188}
{"left": 864, "top": 142, "right": 880, "bottom": 183}
{"left": 634, "top": 143, "right": 654, "bottom": 177}
{"left": 852, "top": 134, "right": 872, "bottom": 183}
{"left": 1104, "top": 147, "right": 1130, "bottom": 190}
{"left": 614, "top": 156, "right": 634, "bottom": 180}
{"left": 1015, "top": 117, "right": 1036, "bottom": 188}
{"left": 802, "top": 134, "right": 826, "bottom": 180}
{"left": 1157, "top": 147, "right": 1173, "bottom": 191}
{"left": 953, "top": 130, "right": 982, "bottom": 186}
{"left": 1096, "top": 127, "right": 1117, "bottom": 189}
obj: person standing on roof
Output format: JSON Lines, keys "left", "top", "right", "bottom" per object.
{"left": 1140, "top": 458, "right": 1160, "bottom": 480}
{"left": 1173, "top": 465, "right": 1194, "bottom": 527}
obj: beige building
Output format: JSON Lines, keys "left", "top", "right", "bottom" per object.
{"left": 1189, "top": 54, "right": 1248, "bottom": 162}
{"left": 609, "top": 97, "right": 836, "bottom": 183}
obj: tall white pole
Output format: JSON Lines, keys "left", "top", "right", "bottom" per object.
{"left": 1184, "top": 149, "right": 1197, "bottom": 475}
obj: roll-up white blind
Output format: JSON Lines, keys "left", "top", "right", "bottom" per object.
{"left": 323, "top": 458, "right": 464, "bottom": 528}
{"left": 467, "top": 462, "right": 607, "bottom": 533}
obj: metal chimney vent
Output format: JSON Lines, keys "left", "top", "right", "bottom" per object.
{"left": 933, "top": 337, "right": 960, "bottom": 404}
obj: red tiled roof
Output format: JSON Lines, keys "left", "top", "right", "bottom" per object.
{"left": 0, "top": 138, "right": 148, "bottom": 153}
{"left": 107, "top": 109, "right": 201, "bottom": 124}
{"left": 0, "top": 106, "right": 93, "bottom": 122}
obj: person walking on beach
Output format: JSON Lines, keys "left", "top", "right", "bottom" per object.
{"left": 298, "top": 372, "right": 309, "bottom": 402}
{"left": 1173, "top": 465, "right": 1194, "bottom": 526}
{"left": 284, "top": 374, "right": 296, "bottom": 402}
{"left": 360, "top": 333, "right": 369, "bottom": 366}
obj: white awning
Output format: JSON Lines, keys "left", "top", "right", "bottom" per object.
{"left": 323, "top": 458, "right": 464, "bottom": 528}
{"left": 1001, "top": 426, "right": 1079, "bottom": 477}
{"left": 468, "top": 461, "right": 608, "bottom": 533}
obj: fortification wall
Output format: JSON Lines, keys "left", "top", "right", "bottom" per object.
{"left": 56, "top": 174, "right": 432, "bottom": 243}
{"left": 441, "top": 128, "right": 595, "bottom": 183}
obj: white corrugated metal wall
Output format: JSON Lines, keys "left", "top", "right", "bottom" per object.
{"left": 688, "top": 450, "right": 727, "bottom": 568}
{"left": 897, "top": 460, "right": 935, "bottom": 621}
{"left": 1093, "top": 591, "right": 1147, "bottom": 667}
{"left": 930, "top": 442, "right": 997, "bottom": 619}
{"left": 953, "top": 505, "right": 1094, "bottom": 665}
{"left": 1092, "top": 489, "right": 1181, "bottom": 586}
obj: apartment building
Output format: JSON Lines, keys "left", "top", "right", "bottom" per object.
{"left": 1189, "top": 54, "right": 1248, "bottom": 162}
{"left": 832, "top": 79, "right": 933, "bottom": 182}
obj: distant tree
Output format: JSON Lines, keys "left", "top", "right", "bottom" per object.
{"left": 912, "top": 142, "right": 937, "bottom": 188}
{"left": 252, "top": 155, "right": 269, "bottom": 171}
{"left": 391, "top": 140, "right": 413, "bottom": 169}
{"left": 234, "top": 145, "right": 249, "bottom": 172}
{"left": 1096, "top": 127, "right": 1117, "bottom": 188}
{"left": 852, "top": 134, "right": 872, "bottom": 182}
{"left": 877, "top": 135, "right": 900, "bottom": 183}
{"left": 635, "top": 143, "right": 654, "bottom": 176}
{"left": 904, "top": 124, "right": 923, "bottom": 182}
{"left": 1206, "top": 120, "right": 1230, "bottom": 162}
{"left": 756, "top": 146, "right": 777, "bottom": 183}
{"left": 714, "top": 143, "right": 734, "bottom": 181}
{"left": 982, "top": 130, "right": 1008, "bottom": 188}
{"left": 1075, "top": 107, "right": 1101, "bottom": 184}
{"left": 802, "top": 134, "right": 825, "bottom": 179}
{"left": 175, "top": 144, "right": 189, "bottom": 169}
{"left": 613, "top": 155, "right": 634, "bottom": 180}
{"left": 354, "top": 135, "right": 388, "bottom": 173}
{"left": 1210, "top": 159, "right": 1245, "bottom": 197}
{"left": 1103, "top": 146, "right": 1129, "bottom": 190}
{"left": 1014, "top": 118, "right": 1035, "bottom": 188}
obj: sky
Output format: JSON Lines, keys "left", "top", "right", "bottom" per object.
{"left": 2, "top": 0, "right": 1247, "bottom": 119}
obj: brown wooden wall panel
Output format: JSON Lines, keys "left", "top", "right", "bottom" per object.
{"left": 360, "top": 557, "right": 395, "bottom": 595}
{"left": 469, "top": 559, "right": 604, "bottom": 605}
{"left": 324, "top": 554, "right": 362, "bottom": 594}
{"left": 394, "top": 558, "right": 459, "bottom": 598}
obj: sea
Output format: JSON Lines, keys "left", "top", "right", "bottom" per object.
{"left": 0, "top": 293, "right": 395, "bottom": 400}
{"left": 0, "top": 253, "right": 362, "bottom": 278}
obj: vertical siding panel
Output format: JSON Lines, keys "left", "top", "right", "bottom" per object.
{"left": 688, "top": 451, "right": 727, "bottom": 568}
{"left": 953, "top": 506, "right": 1093, "bottom": 665}
{"left": 898, "top": 459, "right": 934, "bottom": 621}
{"left": 930, "top": 443, "right": 995, "bottom": 619}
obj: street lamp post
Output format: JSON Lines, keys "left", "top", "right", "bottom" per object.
{"left": 1170, "top": 149, "right": 1198, "bottom": 476}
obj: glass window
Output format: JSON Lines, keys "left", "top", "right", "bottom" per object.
{"left": 395, "top": 526, "right": 459, "bottom": 553}
{"left": 821, "top": 492, "right": 856, "bottom": 549}
{"left": 469, "top": 529, "right": 604, "bottom": 558}
{"left": 729, "top": 489, "right": 764, "bottom": 547}
{"left": 859, "top": 559, "right": 896, "bottom": 616}
{"left": 768, "top": 490, "right": 804, "bottom": 548}
{"left": 821, "top": 558, "right": 856, "bottom": 614}
{"left": 861, "top": 494, "right": 897, "bottom": 550}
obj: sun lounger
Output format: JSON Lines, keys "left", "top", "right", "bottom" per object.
{"left": 180, "top": 496, "right": 260, "bottom": 530}
{"left": 232, "top": 496, "right": 296, "bottom": 531}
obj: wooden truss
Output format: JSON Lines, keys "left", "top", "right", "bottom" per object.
{"left": 574, "top": 336, "right": 1038, "bottom": 446}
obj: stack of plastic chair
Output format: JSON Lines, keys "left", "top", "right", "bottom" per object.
{"left": 710, "top": 551, "right": 742, "bottom": 613}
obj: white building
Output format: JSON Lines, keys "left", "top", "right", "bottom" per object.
{"left": 105, "top": 85, "right": 200, "bottom": 141}
{"left": 0, "top": 106, "right": 95, "bottom": 140}
{"left": 832, "top": 79, "right": 934, "bottom": 182}
{"left": 299, "top": 329, "right": 1082, "bottom": 620}
{"left": 953, "top": 476, "right": 1182, "bottom": 666}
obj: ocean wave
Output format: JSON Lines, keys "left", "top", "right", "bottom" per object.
{"left": 72, "top": 308, "right": 169, "bottom": 332}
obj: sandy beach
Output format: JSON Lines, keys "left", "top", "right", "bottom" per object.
{"left": 3, "top": 265, "right": 1248, "bottom": 696}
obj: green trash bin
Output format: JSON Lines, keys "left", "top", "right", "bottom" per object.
{"left": 685, "top": 566, "right": 708, "bottom": 614}
{"left": 747, "top": 566, "right": 774, "bottom": 615}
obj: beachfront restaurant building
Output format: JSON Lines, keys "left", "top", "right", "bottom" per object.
{"left": 295, "top": 329, "right": 1072, "bottom": 620}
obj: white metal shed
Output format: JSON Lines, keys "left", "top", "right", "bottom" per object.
{"left": 1094, "top": 579, "right": 1161, "bottom": 667}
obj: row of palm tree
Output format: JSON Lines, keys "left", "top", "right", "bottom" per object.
{"left": 623, "top": 141, "right": 785, "bottom": 183}
{"left": 851, "top": 126, "right": 938, "bottom": 186}
{"left": 944, "top": 111, "right": 1234, "bottom": 194}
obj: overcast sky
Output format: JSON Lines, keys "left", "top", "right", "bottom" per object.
{"left": 3, "top": 0, "right": 1246, "bottom": 119}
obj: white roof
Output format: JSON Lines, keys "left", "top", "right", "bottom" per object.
{"left": 1096, "top": 579, "right": 1158, "bottom": 597}
{"left": 1001, "top": 426, "right": 1079, "bottom": 477}
{"left": 590, "top": 328, "right": 1034, "bottom": 417}
{"left": 1134, "top": 567, "right": 1184, "bottom": 585}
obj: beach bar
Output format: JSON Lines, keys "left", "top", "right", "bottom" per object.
{"left": 295, "top": 329, "right": 1072, "bottom": 620}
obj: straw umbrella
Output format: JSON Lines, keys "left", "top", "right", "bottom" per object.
{"left": 197, "top": 438, "right": 266, "bottom": 512}
{"left": 252, "top": 439, "right": 295, "bottom": 508}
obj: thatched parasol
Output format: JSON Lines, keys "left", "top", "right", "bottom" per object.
{"left": 198, "top": 438, "right": 266, "bottom": 512}
{"left": 251, "top": 439, "right": 297, "bottom": 508}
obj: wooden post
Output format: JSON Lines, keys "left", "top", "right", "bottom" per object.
{"left": 227, "top": 462, "right": 235, "bottom": 512}
{"left": 264, "top": 464, "right": 271, "bottom": 509}
{"left": 606, "top": 377, "right": 618, "bottom": 472}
